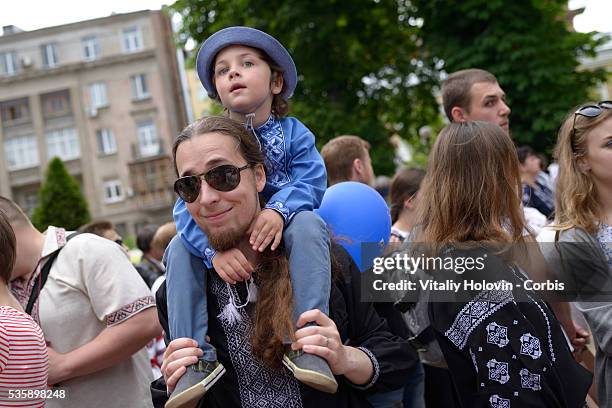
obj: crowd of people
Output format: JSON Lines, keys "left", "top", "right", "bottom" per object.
{"left": 0, "top": 24, "right": 610, "bottom": 408}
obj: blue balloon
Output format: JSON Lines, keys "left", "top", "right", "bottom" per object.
{"left": 316, "top": 182, "right": 391, "bottom": 271}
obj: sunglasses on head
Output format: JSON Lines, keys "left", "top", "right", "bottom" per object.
{"left": 571, "top": 101, "right": 612, "bottom": 152}
{"left": 174, "top": 164, "right": 251, "bottom": 203}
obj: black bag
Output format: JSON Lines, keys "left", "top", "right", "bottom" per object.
{"left": 25, "top": 232, "right": 79, "bottom": 315}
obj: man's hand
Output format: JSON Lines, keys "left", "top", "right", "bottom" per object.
{"left": 161, "top": 338, "right": 203, "bottom": 394}
{"left": 212, "top": 248, "right": 254, "bottom": 284}
{"left": 249, "top": 209, "right": 283, "bottom": 252}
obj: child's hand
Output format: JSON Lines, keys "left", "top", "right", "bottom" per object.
{"left": 249, "top": 209, "right": 284, "bottom": 252}
{"left": 212, "top": 248, "right": 254, "bottom": 284}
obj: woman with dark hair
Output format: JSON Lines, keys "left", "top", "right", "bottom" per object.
{"left": 389, "top": 167, "right": 425, "bottom": 243}
{"left": 414, "top": 121, "right": 591, "bottom": 407}
{"left": 0, "top": 211, "right": 49, "bottom": 406}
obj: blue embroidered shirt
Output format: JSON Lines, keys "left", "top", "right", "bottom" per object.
{"left": 173, "top": 115, "right": 327, "bottom": 266}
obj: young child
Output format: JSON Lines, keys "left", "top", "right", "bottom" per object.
{"left": 165, "top": 27, "right": 335, "bottom": 408}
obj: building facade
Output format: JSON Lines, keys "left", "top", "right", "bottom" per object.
{"left": 580, "top": 36, "right": 612, "bottom": 100}
{"left": 0, "top": 10, "right": 188, "bottom": 237}
{"left": 185, "top": 67, "right": 215, "bottom": 120}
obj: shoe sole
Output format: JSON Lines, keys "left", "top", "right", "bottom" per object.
{"left": 282, "top": 355, "right": 338, "bottom": 394}
{"left": 165, "top": 364, "right": 226, "bottom": 408}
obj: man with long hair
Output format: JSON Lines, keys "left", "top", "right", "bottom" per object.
{"left": 153, "top": 116, "right": 417, "bottom": 407}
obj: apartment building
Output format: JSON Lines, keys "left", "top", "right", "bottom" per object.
{"left": 581, "top": 36, "right": 612, "bottom": 100}
{"left": 0, "top": 10, "right": 188, "bottom": 237}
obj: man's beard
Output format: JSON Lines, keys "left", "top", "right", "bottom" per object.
{"left": 205, "top": 224, "right": 246, "bottom": 252}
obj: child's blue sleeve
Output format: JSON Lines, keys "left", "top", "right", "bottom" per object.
{"left": 173, "top": 198, "right": 215, "bottom": 268}
{"left": 264, "top": 118, "right": 327, "bottom": 223}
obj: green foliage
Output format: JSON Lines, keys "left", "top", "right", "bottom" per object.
{"left": 169, "top": 0, "right": 442, "bottom": 175}
{"left": 32, "top": 158, "right": 91, "bottom": 231}
{"left": 122, "top": 235, "right": 136, "bottom": 250}
{"left": 411, "top": 0, "right": 608, "bottom": 152}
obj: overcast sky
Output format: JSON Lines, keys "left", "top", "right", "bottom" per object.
{"left": 0, "top": 0, "right": 610, "bottom": 34}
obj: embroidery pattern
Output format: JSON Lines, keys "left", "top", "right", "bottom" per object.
{"left": 256, "top": 116, "right": 291, "bottom": 187}
{"left": 469, "top": 348, "right": 478, "bottom": 373}
{"left": 355, "top": 347, "right": 380, "bottom": 389}
{"left": 486, "top": 322, "right": 509, "bottom": 348}
{"left": 519, "top": 368, "right": 541, "bottom": 391}
{"left": 596, "top": 223, "right": 612, "bottom": 268}
{"left": 486, "top": 359, "right": 510, "bottom": 385}
{"left": 210, "top": 274, "right": 303, "bottom": 408}
{"left": 519, "top": 333, "right": 542, "bottom": 360}
{"left": 445, "top": 285, "right": 514, "bottom": 349}
{"left": 525, "top": 293, "right": 556, "bottom": 362}
{"left": 106, "top": 296, "right": 155, "bottom": 326}
{"left": 265, "top": 201, "right": 290, "bottom": 222}
{"left": 489, "top": 394, "right": 510, "bottom": 408}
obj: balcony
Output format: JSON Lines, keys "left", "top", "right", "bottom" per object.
{"left": 1, "top": 97, "right": 31, "bottom": 129}
{"left": 131, "top": 139, "right": 167, "bottom": 162}
{"left": 128, "top": 154, "right": 175, "bottom": 211}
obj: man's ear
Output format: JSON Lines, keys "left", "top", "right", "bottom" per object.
{"left": 451, "top": 106, "right": 468, "bottom": 123}
{"left": 352, "top": 158, "right": 364, "bottom": 179}
{"left": 254, "top": 164, "right": 267, "bottom": 192}
{"left": 270, "top": 72, "right": 284, "bottom": 96}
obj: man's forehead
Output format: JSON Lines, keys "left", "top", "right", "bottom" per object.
{"left": 469, "top": 81, "right": 505, "bottom": 101}
{"left": 176, "top": 132, "right": 242, "bottom": 175}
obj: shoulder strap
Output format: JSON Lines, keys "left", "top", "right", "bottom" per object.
{"left": 25, "top": 232, "right": 79, "bottom": 315}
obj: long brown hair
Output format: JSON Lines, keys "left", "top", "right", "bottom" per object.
{"left": 554, "top": 106, "right": 612, "bottom": 234}
{"left": 250, "top": 246, "right": 295, "bottom": 368}
{"left": 415, "top": 121, "right": 526, "bottom": 247}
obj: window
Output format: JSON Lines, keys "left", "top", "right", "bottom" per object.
{"left": 82, "top": 36, "right": 100, "bottom": 61}
{"left": 0, "top": 51, "right": 17, "bottom": 75}
{"left": 122, "top": 27, "right": 143, "bottom": 53}
{"left": 21, "top": 191, "right": 39, "bottom": 216}
{"left": 41, "top": 90, "right": 71, "bottom": 118}
{"left": 137, "top": 120, "right": 159, "bottom": 157}
{"left": 41, "top": 43, "right": 58, "bottom": 68}
{"left": 89, "top": 82, "right": 108, "bottom": 109}
{"left": 96, "top": 128, "right": 117, "bottom": 155}
{"left": 0, "top": 98, "right": 30, "bottom": 126}
{"left": 46, "top": 128, "right": 80, "bottom": 161}
{"left": 4, "top": 135, "right": 39, "bottom": 170}
{"left": 131, "top": 74, "right": 150, "bottom": 100}
{"left": 104, "top": 180, "right": 124, "bottom": 203}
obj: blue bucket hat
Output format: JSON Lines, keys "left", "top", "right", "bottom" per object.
{"left": 196, "top": 26, "right": 298, "bottom": 100}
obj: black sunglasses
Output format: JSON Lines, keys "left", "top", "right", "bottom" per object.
{"left": 571, "top": 100, "right": 612, "bottom": 152}
{"left": 174, "top": 164, "right": 251, "bottom": 203}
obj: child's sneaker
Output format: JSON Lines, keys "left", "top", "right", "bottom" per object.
{"left": 282, "top": 350, "right": 338, "bottom": 394}
{"left": 165, "top": 360, "right": 225, "bottom": 408}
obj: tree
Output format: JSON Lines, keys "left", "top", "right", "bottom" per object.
{"left": 168, "top": 0, "right": 442, "bottom": 175}
{"left": 410, "top": 0, "right": 608, "bottom": 152}
{"left": 32, "top": 157, "right": 91, "bottom": 231}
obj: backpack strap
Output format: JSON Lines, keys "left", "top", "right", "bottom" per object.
{"left": 25, "top": 232, "right": 79, "bottom": 315}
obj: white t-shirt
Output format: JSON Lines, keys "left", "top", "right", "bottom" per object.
{"left": 38, "top": 227, "right": 155, "bottom": 408}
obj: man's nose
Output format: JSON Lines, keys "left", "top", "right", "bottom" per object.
{"left": 500, "top": 101, "right": 511, "bottom": 117}
{"left": 198, "top": 180, "right": 220, "bottom": 205}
